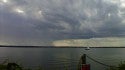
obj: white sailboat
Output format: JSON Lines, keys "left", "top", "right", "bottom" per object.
{"left": 85, "top": 47, "right": 90, "bottom": 50}
{"left": 85, "top": 39, "right": 90, "bottom": 50}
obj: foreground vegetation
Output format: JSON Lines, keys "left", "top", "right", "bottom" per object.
{"left": 0, "top": 63, "right": 43, "bottom": 70}
{"left": 107, "top": 61, "right": 125, "bottom": 70}
{"left": 1, "top": 60, "right": 125, "bottom": 70}
{"left": 0, "top": 62, "right": 42, "bottom": 70}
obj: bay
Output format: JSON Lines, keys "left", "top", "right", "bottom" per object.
{"left": 0, "top": 47, "right": 125, "bottom": 70}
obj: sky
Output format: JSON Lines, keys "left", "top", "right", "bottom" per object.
{"left": 0, "top": 0, "right": 125, "bottom": 46}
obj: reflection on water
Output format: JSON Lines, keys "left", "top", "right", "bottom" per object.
{"left": 0, "top": 47, "right": 125, "bottom": 70}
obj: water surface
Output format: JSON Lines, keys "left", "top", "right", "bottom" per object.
{"left": 0, "top": 47, "right": 125, "bottom": 70}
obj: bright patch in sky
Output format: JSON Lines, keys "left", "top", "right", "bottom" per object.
{"left": 36, "top": 10, "right": 43, "bottom": 18}
{"left": 108, "top": 13, "right": 111, "bottom": 17}
{"left": 121, "top": 3, "right": 125, "bottom": 7}
{"left": 0, "top": 0, "right": 8, "bottom": 5}
{"left": 15, "top": 8, "right": 24, "bottom": 14}
{"left": 38, "top": 11, "right": 42, "bottom": 15}
{"left": 120, "top": 0, "right": 125, "bottom": 8}
{"left": 2, "top": 0, "right": 7, "bottom": 3}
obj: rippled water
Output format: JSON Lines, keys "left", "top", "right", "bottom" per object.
{"left": 0, "top": 47, "right": 125, "bottom": 70}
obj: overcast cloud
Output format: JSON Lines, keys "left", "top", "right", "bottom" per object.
{"left": 0, "top": 0, "right": 125, "bottom": 46}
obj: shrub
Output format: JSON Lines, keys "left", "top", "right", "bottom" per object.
{"left": 107, "top": 61, "right": 125, "bottom": 70}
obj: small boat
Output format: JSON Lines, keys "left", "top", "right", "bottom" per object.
{"left": 85, "top": 47, "right": 90, "bottom": 50}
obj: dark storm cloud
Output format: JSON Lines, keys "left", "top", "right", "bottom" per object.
{"left": 0, "top": 7, "right": 52, "bottom": 45}
{"left": 1, "top": 0, "right": 125, "bottom": 45}
{"left": 34, "top": 0, "right": 125, "bottom": 38}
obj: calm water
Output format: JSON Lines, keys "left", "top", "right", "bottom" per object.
{"left": 0, "top": 47, "right": 125, "bottom": 70}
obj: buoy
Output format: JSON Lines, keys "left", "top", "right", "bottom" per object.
{"left": 80, "top": 54, "right": 90, "bottom": 70}
{"left": 81, "top": 64, "right": 90, "bottom": 70}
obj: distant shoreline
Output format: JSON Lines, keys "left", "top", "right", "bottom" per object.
{"left": 0, "top": 45, "right": 125, "bottom": 48}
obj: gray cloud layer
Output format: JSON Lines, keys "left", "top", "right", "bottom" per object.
{"left": 0, "top": 0, "right": 125, "bottom": 46}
